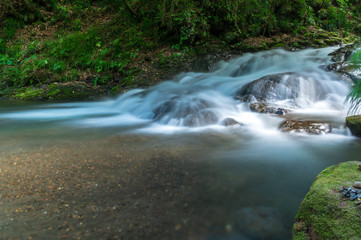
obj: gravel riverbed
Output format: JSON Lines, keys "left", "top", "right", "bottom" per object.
{"left": 0, "top": 134, "right": 239, "bottom": 240}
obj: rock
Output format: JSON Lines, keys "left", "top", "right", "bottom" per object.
{"left": 192, "top": 54, "right": 221, "bottom": 72}
{"left": 326, "top": 42, "right": 361, "bottom": 84}
{"left": 183, "top": 110, "right": 218, "bottom": 127}
{"left": 152, "top": 98, "right": 218, "bottom": 126}
{"left": 326, "top": 62, "right": 361, "bottom": 84}
{"left": 328, "top": 42, "right": 361, "bottom": 63}
{"left": 353, "top": 182, "right": 361, "bottom": 189}
{"left": 346, "top": 115, "right": 361, "bottom": 137}
{"left": 279, "top": 120, "right": 332, "bottom": 135}
{"left": 14, "top": 87, "right": 46, "bottom": 100}
{"left": 221, "top": 118, "right": 243, "bottom": 127}
{"left": 341, "top": 186, "right": 361, "bottom": 200}
{"left": 236, "top": 206, "right": 287, "bottom": 240}
{"left": 192, "top": 52, "right": 236, "bottom": 73}
{"left": 234, "top": 72, "right": 304, "bottom": 102}
{"left": 293, "top": 161, "right": 361, "bottom": 240}
{"left": 249, "top": 102, "right": 289, "bottom": 115}
{"left": 46, "top": 82, "right": 105, "bottom": 100}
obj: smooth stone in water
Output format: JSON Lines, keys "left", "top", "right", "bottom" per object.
{"left": 249, "top": 102, "right": 289, "bottom": 115}
{"left": 234, "top": 72, "right": 301, "bottom": 102}
{"left": 279, "top": 120, "right": 332, "bottom": 135}
{"left": 221, "top": 118, "right": 243, "bottom": 127}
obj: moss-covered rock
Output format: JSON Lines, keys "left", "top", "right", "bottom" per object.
{"left": 346, "top": 115, "right": 361, "bottom": 137}
{"left": 11, "top": 82, "right": 106, "bottom": 101}
{"left": 14, "top": 87, "right": 46, "bottom": 100}
{"left": 46, "top": 82, "right": 105, "bottom": 100}
{"left": 293, "top": 161, "right": 361, "bottom": 240}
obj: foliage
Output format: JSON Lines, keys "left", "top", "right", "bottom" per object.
{"left": 346, "top": 49, "right": 361, "bottom": 115}
{"left": 346, "top": 80, "right": 361, "bottom": 115}
{"left": 1, "top": 0, "right": 361, "bottom": 97}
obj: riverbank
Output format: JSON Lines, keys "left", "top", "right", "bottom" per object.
{"left": 293, "top": 161, "right": 361, "bottom": 240}
{"left": 2, "top": 31, "right": 358, "bottom": 101}
{"left": 1, "top": 0, "right": 360, "bottom": 101}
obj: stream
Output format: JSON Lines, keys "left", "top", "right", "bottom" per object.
{"left": 1, "top": 47, "right": 361, "bottom": 239}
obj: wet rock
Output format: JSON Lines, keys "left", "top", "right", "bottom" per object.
{"left": 326, "top": 42, "right": 361, "bottom": 84}
{"left": 249, "top": 102, "right": 289, "bottom": 115}
{"left": 236, "top": 206, "right": 287, "bottom": 240}
{"left": 192, "top": 52, "right": 236, "bottom": 73}
{"left": 183, "top": 110, "right": 218, "bottom": 127}
{"left": 326, "top": 62, "right": 361, "bottom": 84}
{"left": 353, "top": 182, "right": 361, "bottom": 189}
{"left": 328, "top": 42, "right": 361, "bottom": 63}
{"left": 279, "top": 120, "right": 332, "bottom": 135}
{"left": 346, "top": 115, "right": 361, "bottom": 137}
{"left": 221, "top": 118, "right": 243, "bottom": 127}
{"left": 234, "top": 72, "right": 302, "bottom": 102}
{"left": 152, "top": 98, "right": 218, "bottom": 126}
{"left": 231, "top": 51, "right": 290, "bottom": 77}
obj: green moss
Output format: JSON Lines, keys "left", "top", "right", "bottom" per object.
{"left": 293, "top": 161, "right": 361, "bottom": 240}
{"left": 14, "top": 87, "right": 46, "bottom": 100}
{"left": 47, "top": 82, "right": 104, "bottom": 100}
{"left": 346, "top": 115, "right": 361, "bottom": 137}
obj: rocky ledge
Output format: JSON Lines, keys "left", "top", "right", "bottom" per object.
{"left": 293, "top": 161, "right": 361, "bottom": 240}
{"left": 346, "top": 115, "right": 361, "bottom": 137}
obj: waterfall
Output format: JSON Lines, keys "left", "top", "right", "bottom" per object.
{"left": 0, "top": 46, "right": 352, "bottom": 135}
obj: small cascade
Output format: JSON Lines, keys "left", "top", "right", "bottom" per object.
{"left": 0, "top": 46, "right": 354, "bottom": 135}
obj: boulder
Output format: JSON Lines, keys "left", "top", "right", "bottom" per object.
{"left": 192, "top": 52, "right": 236, "bottom": 73}
{"left": 293, "top": 161, "right": 361, "bottom": 240}
{"left": 346, "top": 115, "right": 361, "bottom": 137}
{"left": 326, "top": 42, "right": 361, "bottom": 84}
{"left": 326, "top": 61, "right": 361, "bottom": 84}
{"left": 249, "top": 102, "right": 289, "bottom": 115}
{"left": 234, "top": 72, "right": 301, "bottom": 102}
{"left": 328, "top": 43, "right": 358, "bottom": 63}
{"left": 152, "top": 98, "right": 218, "bottom": 126}
{"left": 183, "top": 110, "right": 218, "bottom": 127}
{"left": 221, "top": 118, "right": 243, "bottom": 127}
{"left": 279, "top": 120, "right": 332, "bottom": 135}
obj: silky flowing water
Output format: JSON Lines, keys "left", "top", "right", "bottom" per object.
{"left": 1, "top": 47, "right": 361, "bottom": 239}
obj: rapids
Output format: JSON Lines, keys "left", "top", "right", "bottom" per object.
{"left": 1, "top": 47, "right": 361, "bottom": 240}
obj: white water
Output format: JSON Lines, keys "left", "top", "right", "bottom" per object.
{"left": 0, "top": 47, "right": 353, "bottom": 136}
{"left": 1, "top": 47, "right": 360, "bottom": 240}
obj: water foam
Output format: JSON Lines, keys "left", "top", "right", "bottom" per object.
{"left": 0, "top": 47, "right": 353, "bottom": 136}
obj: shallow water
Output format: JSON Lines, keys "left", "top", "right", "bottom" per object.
{"left": 1, "top": 47, "right": 361, "bottom": 239}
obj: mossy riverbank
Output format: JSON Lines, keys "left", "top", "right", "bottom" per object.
{"left": 293, "top": 161, "right": 361, "bottom": 240}
{"left": 1, "top": 1, "right": 361, "bottom": 101}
